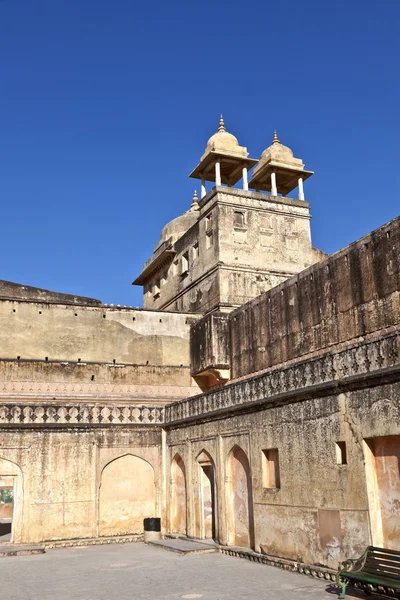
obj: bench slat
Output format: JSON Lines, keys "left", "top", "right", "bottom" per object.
{"left": 365, "top": 557, "right": 400, "bottom": 567}
{"left": 360, "top": 567, "right": 400, "bottom": 578}
{"left": 346, "top": 571, "right": 400, "bottom": 587}
{"left": 360, "top": 562, "right": 400, "bottom": 575}
{"left": 369, "top": 546, "right": 400, "bottom": 557}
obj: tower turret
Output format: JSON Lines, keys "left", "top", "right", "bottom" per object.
{"left": 249, "top": 131, "right": 313, "bottom": 199}
{"left": 189, "top": 115, "right": 258, "bottom": 197}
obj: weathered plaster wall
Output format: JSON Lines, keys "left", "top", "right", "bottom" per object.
{"left": 0, "top": 361, "right": 199, "bottom": 405}
{"left": 0, "top": 300, "right": 197, "bottom": 366}
{"left": 166, "top": 381, "right": 400, "bottom": 568}
{"left": 230, "top": 216, "right": 400, "bottom": 379}
{"left": 0, "top": 426, "right": 163, "bottom": 544}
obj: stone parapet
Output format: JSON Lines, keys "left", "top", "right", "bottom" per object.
{"left": 0, "top": 403, "right": 165, "bottom": 426}
{"left": 165, "top": 329, "right": 400, "bottom": 425}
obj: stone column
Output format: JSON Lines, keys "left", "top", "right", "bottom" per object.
{"left": 215, "top": 161, "right": 221, "bottom": 186}
{"left": 298, "top": 177, "right": 304, "bottom": 200}
{"left": 242, "top": 166, "right": 248, "bottom": 191}
{"left": 271, "top": 172, "right": 277, "bottom": 196}
{"left": 201, "top": 179, "right": 206, "bottom": 199}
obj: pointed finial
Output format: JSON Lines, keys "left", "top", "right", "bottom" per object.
{"left": 190, "top": 190, "right": 199, "bottom": 211}
{"left": 218, "top": 114, "right": 226, "bottom": 133}
{"left": 272, "top": 130, "right": 280, "bottom": 144}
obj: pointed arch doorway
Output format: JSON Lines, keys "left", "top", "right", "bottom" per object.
{"left": 196, "top": 450, "right": 216, "bottom": 540}
{"left": 170, "top": 454, "right": 187, "bottom": 535}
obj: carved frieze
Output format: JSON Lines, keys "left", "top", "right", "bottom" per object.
{"left": 165, "top": 331, "right": 400, "bottom": 424}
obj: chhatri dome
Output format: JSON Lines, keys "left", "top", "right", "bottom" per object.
{"left": 189, "top": 115, "right": 257, "bottom": 196}
{"left": 201, "top": 115, "right": 247, "bottom": 160}
{"left": 249, "top": 131, "right": 313, "bottom": 199}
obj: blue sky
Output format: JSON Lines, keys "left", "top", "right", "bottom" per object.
{"left": 1, "top": 0, "right": 399, "bottom": 306}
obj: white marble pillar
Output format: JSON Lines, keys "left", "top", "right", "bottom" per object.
{"left": 215, "top": 161, "right": 221, "bottom": 186}
{"left": 271, "top": 171, "right": 277, "bottom": 196}
{"left": 242, "top": 166, "right": 248, "bottom": 191}
{"left": 201, "top": 179, "right": 206, "bottom": 199}
{"left": 298, "top": 177, "right": 304, "bottom": 200}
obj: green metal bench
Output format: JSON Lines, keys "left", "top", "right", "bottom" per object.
{"left": 336, "top": 546, "right": 400, "bottom": 598}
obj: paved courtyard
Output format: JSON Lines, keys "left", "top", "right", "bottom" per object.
{"left": 0, "top": 542, "right": 352, "bottom": 600}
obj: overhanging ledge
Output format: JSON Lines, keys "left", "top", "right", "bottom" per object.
{"left": 133, "top": 242, "right": 176, "bottom": 285}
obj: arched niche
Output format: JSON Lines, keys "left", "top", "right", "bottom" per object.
{"left": 170, "top": 453, "right": 187, "bottom": 535}
{"left": 226, "top": 445, "right": 254, "bottom": 549}
{"left": 98, "top": 454, "right": 155, "bottom": 537}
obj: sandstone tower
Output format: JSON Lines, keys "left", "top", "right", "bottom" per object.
{"left": 134, "top": 117, "right": 326, "bottom": 313}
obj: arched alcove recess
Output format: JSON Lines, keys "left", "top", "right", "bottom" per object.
{"left": 0, "top": 457, "right": 23, "bottom": 544}
{"left": 170, "top": 454, "right": 187, "bottom": 535}
{"left": 195, "top": 450, "right": 216, "bottom": 540}
{"left": 226, "top": 446, "right": 254, "bottom": 549}
{"left": 99, "top": 454, "right": 155, "bottom": 537}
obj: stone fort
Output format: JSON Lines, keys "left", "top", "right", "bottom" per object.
{"left": 0, "top": 117, "right": 399, "bottom": 572}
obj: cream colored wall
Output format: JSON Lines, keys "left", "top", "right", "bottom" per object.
{"left": 0, "top": 300, "right": 196, "bottom": 366}
{"left": 217, "top": 193, "right": 315, "bottom": 274}
{"left": 0, "top": 427, "right": 162, "bottom": 544}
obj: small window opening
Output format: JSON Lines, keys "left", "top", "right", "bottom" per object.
{"left": 113, "top": 359, "right": 116, "bottom": 364}
{"left": 336, "top": 441, "right": 347, "bottom": 465}
{"left": 132, "top": 316, "right": 136, "bottom": 321}
{"left": 91, "top": 375, "right": 95, "bottom": 381}
{"left": 234, "top": 210, "right": 246, "bottom": 228}
{"left": 152, "top": 280, "right": 161, "bottom": 298}
{"left": 78, "top": 358, "right": 81, "bottom": 363}
{"left": 13, "top": 309, "right": 16, "bottom": 313}
{"left": 262, "top": 448, "right": 280, "bottom": 489}
{"left": 181, "top": 252, "right": 189, "bottom": 275}
{"left": 17, "top": 356, "right": 20, "bottom": 360}
{"left": 206, "top": 231, "right": 213, "bottom": 249}
{"left": 39, "top": 311, "right": 42, "bottom": 315}
{"left": 103, "top": 314, "right": 106, "bottom": 318}
{"left": 45, "top": 356, "right": 49, "bottom": 362}
{"left": 74, "top": 313, "right": 78, "bottom": 317}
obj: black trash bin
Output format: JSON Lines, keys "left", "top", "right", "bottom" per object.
{"left": 144, "top": 517, "right": 161, "bottom": 542}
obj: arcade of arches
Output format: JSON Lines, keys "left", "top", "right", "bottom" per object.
{"left": 167, "top": 443, "right": 255, "bottom": 551}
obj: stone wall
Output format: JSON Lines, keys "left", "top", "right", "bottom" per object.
{"left": 0, "top": 425, "right": 163, "bottom": 544}
{"left": 229, "top": 215, "right": 400, "bottom": 379}
{"left": 165, "top": 327, "right": 400, "bottom": 568}
{"left": 136, "top": 187, "right": 324, "bottom": 314}
{"left": 0, "top": 361, "right": 198, "bottom": 405}
{"left": 0, "top": 299, "right": 198, "bottom": 366}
